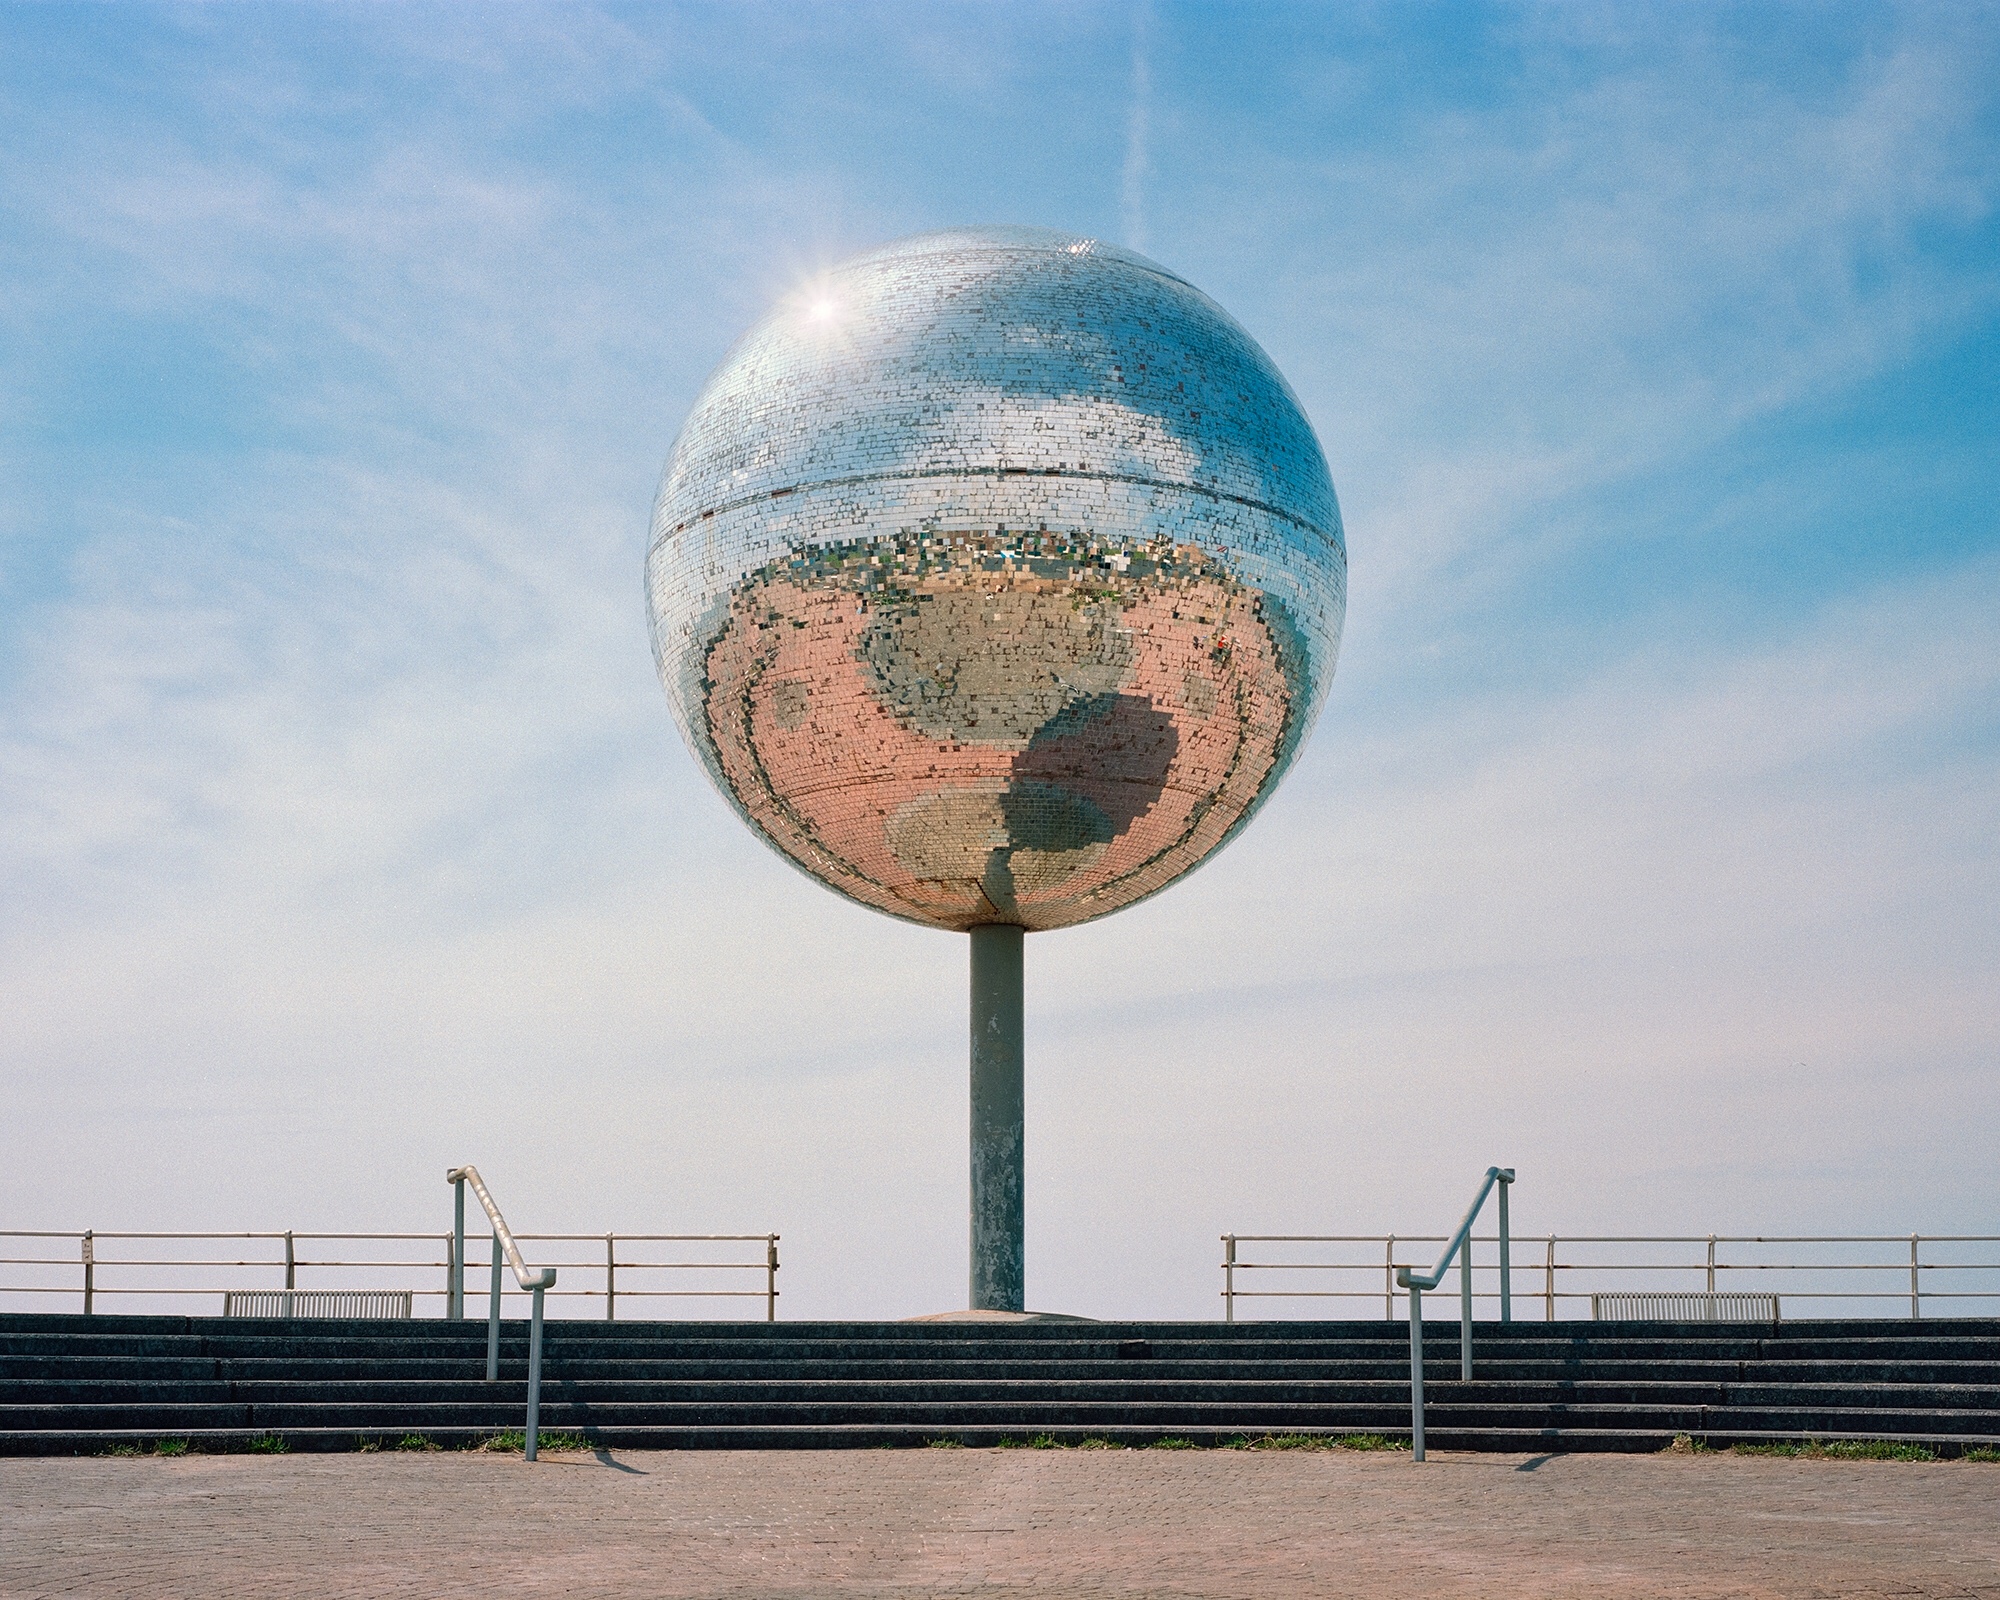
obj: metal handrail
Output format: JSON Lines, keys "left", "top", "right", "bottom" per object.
{"left": 1392, "top": 1166, "right": 1514, "bottom": 1463}
{"left": 446, "top": 1167, "right": 555, "bottom": 1462}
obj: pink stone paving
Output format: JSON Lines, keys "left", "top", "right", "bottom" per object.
{"left": 2, "top": 1448, "right": 1996, "bottom": 1598}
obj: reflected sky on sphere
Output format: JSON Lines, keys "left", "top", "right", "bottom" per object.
{"left": 647, "top": 227, "right": 1345, "bottom": 931}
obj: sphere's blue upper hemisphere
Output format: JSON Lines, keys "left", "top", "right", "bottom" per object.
{"left": 647, "top": 226, "right": 1345, "bottom": 932}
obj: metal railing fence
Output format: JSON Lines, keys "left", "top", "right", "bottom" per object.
{"left": 1221, "top": 1233, "right": 2000, "bottom": 1321}
{"left": 0, "top": 1228, "right": 781, "bottom": 1321}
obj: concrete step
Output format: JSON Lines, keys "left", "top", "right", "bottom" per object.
{"left": 6, "top": 1312, "right": 1995, "bottom": 1455}
{"left": 10, "top": 1375, "right": 1999, "bottom": 1410}
{"left": 6, "top": 1397, "right": 1999, "bottom": 1439}
{"left": 7, "top": 1421, "right": 1997, "bottom": 1458}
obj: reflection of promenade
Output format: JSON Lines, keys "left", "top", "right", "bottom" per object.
{"left": 6, "top": 1448, "right": 1991, "bottom": 1597}
{"left": 700, "top": 538, "right": 1296, "bottom": 931}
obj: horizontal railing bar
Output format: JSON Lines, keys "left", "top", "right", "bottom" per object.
{"left": 1225, "top": 1235, "right": 1455, "bottom": 1244}
{"left": 50, "top": 1260, "right": 773, "bottom": 1273}
{"left": 1220, "top": 1234, "right": 2000, "bottom": 1246}
{"left": 0, "top": 1230, "right": 781, "bottom": 1243}
{"left": 1228, "top": 1262, "right": 2000, "bottom": 1275}
{"left": 1231, "top": 1289, "right": 2000, "bottom": 1301}
{"left": 0, "top": 1285, "right": 778, "bottom": 1299}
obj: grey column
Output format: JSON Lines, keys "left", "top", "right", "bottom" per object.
{"left": 969, "top": 924, "right": 1025, "bottom": 1312}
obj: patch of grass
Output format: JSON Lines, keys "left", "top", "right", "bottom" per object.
{"left": 1666, "top": 1433, "right": 1712, "bottom": 1455}
{"left": 925, "top": 1438, "right": 966, "bottom": 1449}
{"left": 1225, "top": 1433, "right": 1409, "bottom": 1452}
{"left": 1817, "top": 1440, "right": 1936, "bottom": 1462}
{"left": 356, "top": 1438, "right": 382, "bottom": 1453}
{"left": 476, "top": 1429, "right": 587, "bottom": 1454}
{"left": 1075, "top": 1438, "right": 1124, "bottom": 1450}
{"left": 993, "top": 1437, "right": 1023, "bottom": 1450}
{"left": 247, "top": 1434, "right": 288, "bottom": 1455}
{"left": 1961, "top": 1446, "right": 2000, "bottom": 1462}
{"left": 396, "top": 1434, "right": 441, "bottom": 1452}
{"left": 100, "top": 1442, "right": 142, "bottom": 1458}
{"left": 152, "top": 1438, "right": 189, "bottom": 1458}
{"left": 1148, "top": 1437, "right": 1198, "bottom": 1450}
{"left": 1732, "top": 1439, "right": 1936, "bottom": 1462}
{"left": 1028, "top": 1434, "right": 1063, "bottom": 1450}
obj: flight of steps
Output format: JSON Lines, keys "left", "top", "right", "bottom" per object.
{"left": 3, "top": 1312, "right": 1996, "bottom": 1454}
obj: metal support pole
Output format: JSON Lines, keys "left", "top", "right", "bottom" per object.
{"left": 486, "top": 1231, "right": 502, "bottom": 1382}
{"left": 1223, "top": 1236, "right": 1236, "bottom": 1322}
{"left": 969, "top": 924, "right": 1025, "bottom": 1312}
{"left": 1546, "top": 1236, "right": 1556, "bottom": 1322}
{"left": 1498, "top": 1177, "right": 1512, "bottom": 1323}
{"left": 1408, "top": 1283, "right": 1426, "bottom": 1462}
{"left": 283, "top": 1231, "right": 295, "bottom": 1318}
{"left": 1707, "top": 1235, "right": 1716, "bottom": 1294}
{"left": 606, "top": 1233, "right": 615, "bottom": 1322}
{"left": 765, "top": 1236, "right": 779, "bottom": 1322}
{"left": 524, "top": 1285, "right": 545, "bottom": 1462}
{"left": 1460, "top": 1236, "right": 1474, "bottom": 1381}
{"left": 1385, "top": 1236, "right": 1395, "bottom": 1320}
{"left": 82, "top": 1231, "right": 94, "bottom": 1316}
{"left": 1911, "top": 1234, "right": 1920, "bottom": 1319}
{"left": 450, "top": 1178, "right": 466, "bottom": 1321}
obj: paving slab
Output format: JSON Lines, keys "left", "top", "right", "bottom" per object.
{"left": 1, "top": 1447, "right": 1995, "bottom": 1598}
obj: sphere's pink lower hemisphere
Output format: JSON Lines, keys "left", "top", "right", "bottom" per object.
{"left": 702, "top": 549, "right": 1291, "bottom": 931}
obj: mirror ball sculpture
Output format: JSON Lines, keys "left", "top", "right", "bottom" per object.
{"left": 647, "top": 225, "right": 1345, "bottom": 1310}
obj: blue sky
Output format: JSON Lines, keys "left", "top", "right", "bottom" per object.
{"left": 2, "top": 3, "right": 1996, "bottom": 1318}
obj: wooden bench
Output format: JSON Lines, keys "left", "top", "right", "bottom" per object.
{"left": 1591, "top": 1291, "right": 1779, "bottom": 1322}
{"left": 221, "top": 1290, "right": 413, "bottom": 1319}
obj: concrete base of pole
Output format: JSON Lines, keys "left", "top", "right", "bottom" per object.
{"left": 969, "top": 924, "right": 1025, "bottom": 1312}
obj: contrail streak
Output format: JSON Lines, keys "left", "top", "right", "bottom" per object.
{"left": 1121, "top": 2, "right": 1152, "bottom": 253}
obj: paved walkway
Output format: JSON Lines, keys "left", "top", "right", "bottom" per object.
{"left": 2, "top": 1448, "right": 1996, "bottom": 1598}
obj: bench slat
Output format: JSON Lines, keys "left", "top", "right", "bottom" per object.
{"left": 221, "top": 1291, "right": 414, "bottom": 1320}
{"left": 1591, "top": 1291, "right": 1779, "bottom": 1322}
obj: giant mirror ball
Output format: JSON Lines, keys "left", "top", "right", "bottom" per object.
{"left": 646, "top": 226, "right": 1346, "bottom": 933}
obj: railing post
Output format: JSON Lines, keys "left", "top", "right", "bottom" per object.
{"left": 82, "top": 1231, "right": 94, "bottom": 1316}
{"left": 1385, "top": 1235, "right": 1395, "bottom": 1321}
{"left": 1498, "top": 1177, "right": 1512, "bottom": 1323}
{"left": 1408, "top": 1282, "right": 1426, "bottom": 1462}
{"left": 765, "top": 1236, "right": 779, "bottom": 1322}
{"left": 486, "top": 1231, "right": 502, "bottom": 1382}
{"left": 1223, "top": 1235, "right": 1236, "bottom": 1323}
{"left": 283, "top": 1231, "right": 295, "bottom": 1318}
{"left": 606, "top": 1233, "right": 616, "bottom": 1322}
{"left": 1707, "top": 1234, "right": 1716, "bottom": 1295}
{"left": 524, "top": 1284, "right": 546, "bottom": 1462}
{"left": 450, "top": 1177, "right": 466, "bottom": 1321}
{"left": 1546, "top": 1236, "right": 1555, "bottom": 1322}
{"left": 1459, "top": 1234, "right": 1474, "bottom": 1380}
{"left": 1911, "top": 1234, "right": 1920, "bottom": 1319}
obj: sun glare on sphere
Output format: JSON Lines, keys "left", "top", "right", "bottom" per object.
{"left": 646, "top": 226, "right": 1346, "bottom": 935}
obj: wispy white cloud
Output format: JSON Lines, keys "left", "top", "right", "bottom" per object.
{"left": 1181, "top": 21, "right": 2000, "bottom": 609}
